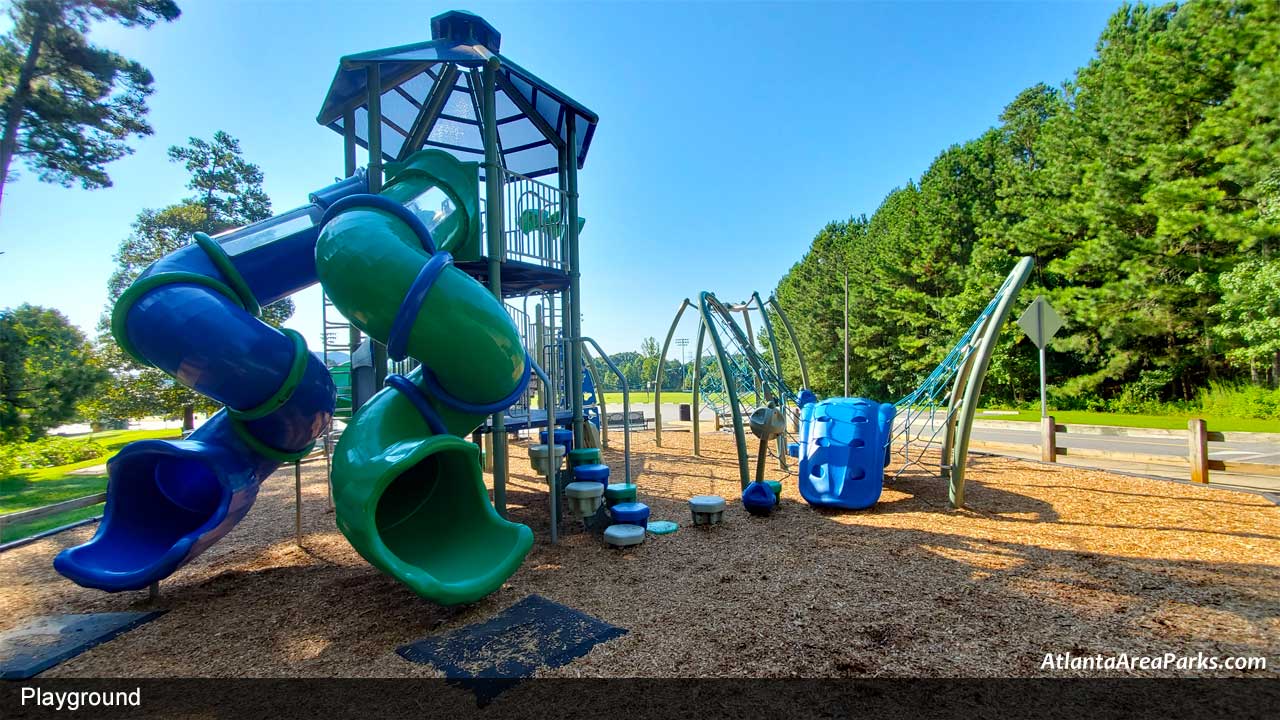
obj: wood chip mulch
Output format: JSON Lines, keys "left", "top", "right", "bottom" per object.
{"left": 1, "top": 428, "right": 1276, "bottom": 678}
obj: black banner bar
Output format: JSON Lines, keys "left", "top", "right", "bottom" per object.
{"left": 2, "top": 678, "right": 1277, "bottom": 720}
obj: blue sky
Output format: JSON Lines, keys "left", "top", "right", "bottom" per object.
{"left": 0, "top": 0, "right": 1121, "bottom": 356}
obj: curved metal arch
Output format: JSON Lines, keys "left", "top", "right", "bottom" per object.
{"left": 767, "top": 294, "right": 810, "bottom": 390}
{"left": 946, "top": 256, "right": 1033, "bottom": 507}
{"left": 653, "top": 298, "right": 694, "bottom": 447}
{"left": 751, "top": 291, "right": 788, "bottom": 469}
{"left": 698, "top": 291, "right": 753, "bottom": 489}
{"left": 691, "top": 318, "right": 707, "bottom": 457}
{"left": 738, "top": 306, "right": 762, "bottom": 403}
{"left": 583, "top": 345, "right": 607, "bottom": 448}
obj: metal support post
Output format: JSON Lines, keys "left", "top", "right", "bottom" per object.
{"left": 481, "top": 58, "right": 509, "bottom": 517}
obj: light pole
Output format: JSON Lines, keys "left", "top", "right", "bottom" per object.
{"left": 843, "top": 267, "right": 849, "bottom": 397}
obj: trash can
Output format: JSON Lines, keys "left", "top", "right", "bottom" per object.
{"left": 679, "top": 403, "right": 691, "bottom": 421}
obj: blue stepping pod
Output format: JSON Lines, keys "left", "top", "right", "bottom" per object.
{"left": 741, "top": 481, "right": 778, "bottom": 516}
{"left": 608, "top": 501, "right": 649, "bottom": 527}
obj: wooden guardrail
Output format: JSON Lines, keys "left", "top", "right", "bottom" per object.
{"left": 0, "top": 492, "right": 106, "bottom": 538}
{"left": 969, "top": 417, "right": 1280, "bottom": 483}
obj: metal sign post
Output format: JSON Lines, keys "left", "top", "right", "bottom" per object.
{"left": 1017, "top": 296, "right": 1064, "bottom": 418}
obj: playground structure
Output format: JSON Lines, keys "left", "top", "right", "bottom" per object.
{"left": 53, "top": 11, "right": 625, "bottom": 604}
{"left": 2, "top": 7, "right": 1275, "bottom": 691}
{"left": 654, "top": 292, "right": 809, "bottom": 484}
{"left": 655, "top": 256, "right": 1034, "bottom": 511}
{"left": 47, "top": 5, "right": 1029, "bottom": 611}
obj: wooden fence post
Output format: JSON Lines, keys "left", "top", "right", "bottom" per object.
{"left": 1188, "top": 418, "right": 1209, "bottom": 484}
{"left": 1041, "top": 416, "right": 1057, "bottom": 463}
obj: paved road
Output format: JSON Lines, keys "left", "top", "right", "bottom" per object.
{"left": 960, "top": 420, "right": 1280, "bottom": 494}
{"left": 599, "top": 403, "right": 1280, "bottom": 492}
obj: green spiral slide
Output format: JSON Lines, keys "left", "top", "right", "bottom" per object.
{"left": 316, "top": 150, "right": 533, "bottom": 605}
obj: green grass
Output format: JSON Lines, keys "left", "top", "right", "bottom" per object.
{"left": 0, "top": 428, "right": 182, "bottom": 544}
{"left": 600, "top": 391, "right": 694, "bottom": 405}
{"left": 977, "top": 408, "right": 1277, "bottom": 433}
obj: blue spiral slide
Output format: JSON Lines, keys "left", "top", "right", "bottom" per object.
{"left": 53, "top": 173, "right": 367, "bottom": 592}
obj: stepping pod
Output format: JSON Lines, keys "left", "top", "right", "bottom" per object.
{"left": 564, "top": 481, "right": 605, "bottom": 519}
{"left": 572, "top": 463, "right": 610, "bottom": 488}
{"left": 540, "top": 428, "right": 574, "bottom": 455}
{"left": 567, "top": 447, "right": 600, "bottom": 469}
{"left": 609, "top": 501, "right": 650, "bottom": 528}
{"left": 603, "top": 524, "right": 645, "bottom": 548}
{"left": 528, "top": 443, "right": 566, "bottom": 476}
{"left": 604, "top": 483, "right": 637, "bottom": 507}
{"left": 765, "top": 481, "right": 782, "bottom": 503}
{"left": 741, "top": 481, "right": 777, "bottom": 516}
{"left": 689, "top": 495, "right": 726, "bottom": 526}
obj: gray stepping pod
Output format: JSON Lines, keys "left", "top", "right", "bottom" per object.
{"left": 564, "top": 481, "right": 605, "bottom": 518}
{"left": 603, "top": 524, "right": 645, "bottom": 548}
{"left": 689, "top": 495, "right": 726, "bottom": 526}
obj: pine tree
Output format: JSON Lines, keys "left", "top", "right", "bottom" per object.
{"left": 91, "top": 132, "right": 290, "bottom": 430}
{"left": 0, "top": 0, "right": 181, "bottom": 213}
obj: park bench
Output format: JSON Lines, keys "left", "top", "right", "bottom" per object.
{"left": 605, "top": 410, "right": 648, "bottom": 430}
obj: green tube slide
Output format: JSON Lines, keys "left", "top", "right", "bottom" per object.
{"left": 316, "top": 150, "right": 533, "bottom": 605}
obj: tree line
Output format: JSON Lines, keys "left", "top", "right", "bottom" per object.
{"left": 773, "top": 0, "right": 1279, "bottom": 412}
{"left": 588, "top": 337, "right": 694, "bottom": 393}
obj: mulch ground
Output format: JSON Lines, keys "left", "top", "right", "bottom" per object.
{"left": 1, "top": 428, "right": 1276, "bottom": 678}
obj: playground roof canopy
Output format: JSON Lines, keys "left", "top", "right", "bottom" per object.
{"left": 316, "top": 11, "right": 598, "bottom": 180}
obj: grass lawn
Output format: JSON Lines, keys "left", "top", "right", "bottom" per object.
{"left": 977, "top": 408, "right": 1277, "bottom": 433}
{"left": 600, "top": 391, "right": 694, "bottom": 406}
{"left": 0, "top": 428, "right": 182, "bottom": 544}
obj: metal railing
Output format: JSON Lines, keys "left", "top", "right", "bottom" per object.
{"left": 505, "top": 295, "right": 572, "bottom": 424}
{"left": 479, "top": 168, "right": 569, "bottom": 269}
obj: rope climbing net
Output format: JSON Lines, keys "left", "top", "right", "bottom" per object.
{"left": 698, "top": 295, "right": 798, "bottom": 424}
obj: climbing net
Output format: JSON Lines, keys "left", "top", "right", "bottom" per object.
{"left": 696, "top": 294, "right": 805, "bottom": 475}
{"left": 700, "top": 298, "right": 796, "bottom": 411}
{"left": 887, "top": 263, "right": 1028, "bottom": 478}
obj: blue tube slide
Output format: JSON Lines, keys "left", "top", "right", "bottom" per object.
{"left": 54, "top": 173, "right": 366, "bottom": 592}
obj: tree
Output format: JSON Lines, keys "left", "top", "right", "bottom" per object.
{"left": 97, "top": 131, "right": 290, "bottom": 430}
{"left": 166, "top": 131, "right": 270, "bottom": 230}
{"left": 0, "top": 0, "right": 181, "bottom": 213}
{"left": 0, "top": 304, "right": 106, "bottom": 440}
{"left": 638, "top": 336, "right": 660, "bottom": 389}
{"left": 1213, "top": 258, "right": 1280, "bottom": 386}
{"left": 770, "top": 0, "right": 1279, "bottom": 409}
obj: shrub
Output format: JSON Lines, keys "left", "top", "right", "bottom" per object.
{"left": 1196, "top": 382, "right": 1280, "bottom": 421}
{"left": 0, "top": 444, "right": 18, "bottom": 475}
{"left": 0, "top": 437, "right": 109, "bottom": 474}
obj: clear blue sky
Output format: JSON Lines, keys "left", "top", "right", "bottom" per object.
{"left": 0, "top": 1, "right": 1121, "bottom": 356}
